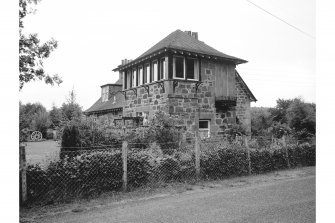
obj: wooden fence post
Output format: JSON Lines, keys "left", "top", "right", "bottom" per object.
{"left": 282, "top": 135, "right": 291, "bottom": 168}
{"left": 244, "top": 136, "right": 252, "bottom": 175}
{"left": 122, "top": 141, "right": 128, "bottom": 191}
{"left": 19, "top": 144, "right": 27, "bottom": 205}
{"left": 195, "top": 135, "right": 200, "bottom": 180}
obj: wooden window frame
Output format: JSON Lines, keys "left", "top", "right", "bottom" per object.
{"left": 138, "top": 66, "right": 143, "bottom": 85}
{"left": 185, "top": 57, "right": 199, "bottom": 81}
{"left": 173, "top": 56, "right": 185, "bottom": 79}
{"left": 152, "top": 60, "right": 158, "bottom": 82}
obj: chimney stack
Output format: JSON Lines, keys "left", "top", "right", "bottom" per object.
{"left": 191, "top": 32, "right": 198, "bottom": 40}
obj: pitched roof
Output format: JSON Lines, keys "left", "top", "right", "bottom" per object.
{"left": 235, "top": 71, "right": 257, "bottom": 102}
{"left": 84, "top": 92, "right": 124, "bottom": 115}
{"left": 114, "top": 29, "right": 247, "bottom": 71}
{"left": 139, "top": 30, "right": 246, "bottom": 62}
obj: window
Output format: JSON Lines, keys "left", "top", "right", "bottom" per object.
{"left": 174, "top": 56, "right": 184, "bottom": 79}
{"left": 139, "top": 66, "right": 143, "bottom": 85}
{"left": 101, "top": 87, "right": 109, "bottom": 102}
{"left": 133, "top": 69, "right": 137, "bottom": 87}
{"left": 160, "top": 58, "right": 166, "bottom": 80}
{"left": 173, "top": 56, "right": 199, "bottom": 80}
{"left": 199, "top": 120, "right": 210, "bottom": 139}
{"left": 186, "top": 58, "right": 198, "bottom": 80}
{"left": 126, "top": 70, "right": 132, "bottom": 89}
{"left": 144, "top": 64, "right": 150, "bottom": 83}
{"left": 152, "top": 61, "right": 158, "bottom": 82}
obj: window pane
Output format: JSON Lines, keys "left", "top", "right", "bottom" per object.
{"left": 160, "top": 58, "right": 165, "bottom": 80}
{"left": 146, "top": 65, "right": 150, "bottom": 83}
{"left": 153, "top": 61, "right": 158, "bottom": 81}
{"left": 139, "top": 67, "right": 143, "bottom": 85}
{"left": 199, "top": 120, "right": 209, "bottom": 129}
{"left": 175, "top": 57, "right": 184, "bottom": 78}
{"left": 186, "top": 58, "right": 195, "bottom": 79}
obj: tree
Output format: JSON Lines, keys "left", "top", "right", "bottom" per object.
{"left": 61, "top": 88, "right": 82, "bottom": 121}
{"left": 19, "top": 101, "right": 51, "bottom": 141}
{"left": 19, "top": 0, "right": 62, "bottom": 90}
{"left": 286, "top": 98, "right": 316, "bottom": 139}
{"left": 250, "top": 107, "right": 272, "bottom": 136}
{"left": 49, "top": 103, "right": 62, "bottom": 128}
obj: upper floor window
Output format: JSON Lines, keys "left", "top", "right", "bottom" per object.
{"left": 138, "top": 66, "right": 143, "bottom": 85}
{"left": 132, "top": 69, "right": 137, "bottom": 87}
{"left": 186, "top": 58, "right": 198, "bottom": 80}
{"left": 126, "top": 70, "right": 132, "bottom": 89}
{"left": 144, "top": 63, "right": 150, "bottom": 84}
{"left": 101, "top": 86, "right": 109, "bottom": 102}
{"left": 173, "top": 56, "right": 184, "bottom": 79}
{"left": 152, "top": 60, "right": 158, "bottom": 82}
{"left": 173, "top": 56, "right": 199, "bottom": 80}
{"left": 160, "top": 58, "right": 166, "bottom": 80}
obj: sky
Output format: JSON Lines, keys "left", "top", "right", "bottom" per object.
{"left": 19, "top": 0, "right": 315, "bottom": 110}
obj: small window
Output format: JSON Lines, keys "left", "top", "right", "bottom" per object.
{"left": 159, "top": 58, "right": 166, "bottom": 80}
{"left": 138, "top": 66, "right": 143, "bottom": 85}
{"left": 101, "top": 86, "right": 109, "bottom": 102}
{"left": 199, "top": 120, "right": 210, "bottom": 139}
{"left": 174, "top": 56, "right": 184, "bottom": 79}
{"left": 133, "top": 69, "right": 137, "bottom": 87}
{"left": 152, "top": 61, "right": 158, "bottom": 82}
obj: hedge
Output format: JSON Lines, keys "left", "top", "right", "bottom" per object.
{"left": 26, "top": 142, "right": 315, "bottom": 204}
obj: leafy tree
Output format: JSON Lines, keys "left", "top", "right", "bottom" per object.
{"left": 19, "top": 0, "right": 62, "bottom": 90}
{"left": 19, "top": 101, "right": 51, "bottom": 140}
{"left": 31, "top": 110, "right": 52, "bottom": 138}
{"left": 286, "top": 98, "right": 316, "bottom": 140}
{"left": 250, "top": 107, "right": 272, "bottom": 136}
{"left": 49, "top": 103, "right": 62, "bottom": 128}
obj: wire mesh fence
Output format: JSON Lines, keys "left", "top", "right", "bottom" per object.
{"left": 21, "top": 136, "right": 315, "bottom": 205}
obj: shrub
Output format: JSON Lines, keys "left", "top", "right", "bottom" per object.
{"left": 26, "top": 164, "right": 49, "bottom": 203}
{"left": 201, "top": 145, "right": 249, "bottom": 180}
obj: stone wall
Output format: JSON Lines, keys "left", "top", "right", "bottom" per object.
{"left": 120, "top": 58, "right": 253, "bottom": 137}
{"left": 236, "top": 78, "right": 252, "bottom": 134}
{"left": 123, "top": 82, "right": 169, "bottom": 118}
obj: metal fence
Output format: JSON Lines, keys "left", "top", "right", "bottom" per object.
{"left": 20, "top": 136, "right": 315, "bottom": 205}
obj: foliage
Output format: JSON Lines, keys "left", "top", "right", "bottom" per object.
{"left": 49, "top": 104, "right": 63, "bottom": 128}
{"left": 127, "top": 111, "right": 184, "bottom": 154}
{"left": 31, "top": 110, "right": 52, "bottom": 138}
{"left": 251, "top": 98, "right": 316, "bottom": 143}
{"left": 60, "top": 89, "right": 82, "bottom": 122}
{"left": 19, "top": 102, "right": 51, "bottom": 141}
{"left": 25, "top": 138, "right": 315, "bottom": 205}
{"left": 19, "top": 0, "right": 62, "bottom": 90}
{"left": 250, "top": 107, "right": 272, "bottom": 136}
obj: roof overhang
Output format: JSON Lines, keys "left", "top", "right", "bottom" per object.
{"left": 113, "top": 47, "right": 247, "bottom": 72}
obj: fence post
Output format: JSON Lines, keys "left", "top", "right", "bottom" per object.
{"left": 122, "top": 141, "right": 128, "bottom": 191}
{"left": 195, "top": 135, "right": 200, "bottom": 180}
{"left": 19, "top": 143, "right": 27, "bottom": 205}
{"left": 282, "top": 135, "right": 291, "bottom": 168}
{"left": 244, "top": 136, "right": 252, "bottom": 175}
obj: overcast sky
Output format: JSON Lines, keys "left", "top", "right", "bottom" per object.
{"left": 19, "top": 0, "right": 315, "bottom": 110}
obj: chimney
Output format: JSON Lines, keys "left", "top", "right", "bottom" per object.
{"left": 191, "top": 32, "right": 198, "bottom": 40}
{"left": 184, "top": 30, "right": 192, "bottom": 36}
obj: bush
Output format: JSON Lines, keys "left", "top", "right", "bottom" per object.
{"left": 201, "top": 145, "right": 249, "bottom": 180}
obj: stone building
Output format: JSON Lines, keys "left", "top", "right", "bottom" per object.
{"left": 85, "top": 29, "right": 256, "bottom": 138}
